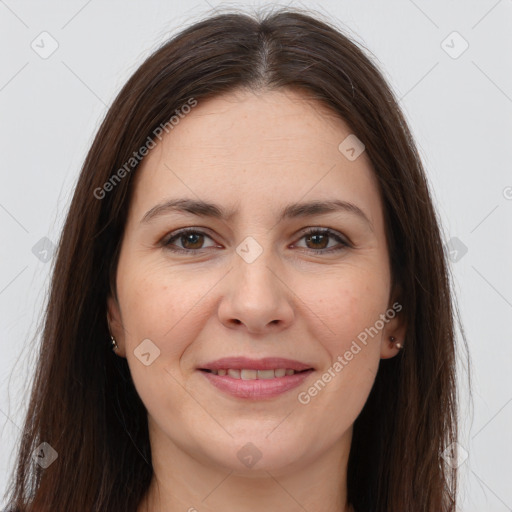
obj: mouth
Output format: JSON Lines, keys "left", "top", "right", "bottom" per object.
{"left": 199, "top": 368, "right": 311, "bottom": 379}
{"left": 198, "top": 357, "right": 314, "bottom": 399}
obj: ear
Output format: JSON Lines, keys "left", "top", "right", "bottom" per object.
{"left": 107, "top": 293, "right": 126, "bottom": 358}
{"left": 380, "top": 289, "right": 407, "bottom": 360}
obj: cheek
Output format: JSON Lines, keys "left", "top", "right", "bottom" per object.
{"left": 118, "top": 259, "right": 206, "bottom": 343}
{"left": 116, "top": 264, "right": 205, "bottom": 418}
{"left": 297, "top": 270, "right": 387, "bottom": 406}
{"left": 306, "top": 269, "right": 390, "bottom": 349}
{"left": 116, "top": 260, "right": 224, "bottom": 393}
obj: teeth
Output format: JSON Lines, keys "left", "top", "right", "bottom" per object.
{"left": 257, "top": 370, "right": 275, "bottom": 379}
{"left": 210, "top": 368, "right": 300, "bottom": 379}
{"left": 241, "top": 369, "right": 258, "bottom": 380}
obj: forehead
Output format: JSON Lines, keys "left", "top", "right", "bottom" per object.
{"left": 129, "top": 88, "right": 383, "bottom": 230}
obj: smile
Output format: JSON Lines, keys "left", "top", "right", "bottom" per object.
{"left": 199, "top": 368, "right": 314, "bottom": 399}
{"left": 202, "top": 368, "right": 307, "bottom": 379}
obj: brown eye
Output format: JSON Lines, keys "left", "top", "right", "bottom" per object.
{"left": 162, "top": 227, "right": 350, "bottom": 255}
{"left": 163, "top": 229, "right": 216, "bottom": 252}
{"left": 295, "top": 228, "right": 350, "bottom": 254}
{"left": 305, "top": 232, "right": 329, "bottom": 250}
{"left": 178, "top": 232, "right": 204, "bottom": 250}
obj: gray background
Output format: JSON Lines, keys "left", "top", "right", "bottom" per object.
{"left": 1, "top": 0, "right": 511, "bottom": 510}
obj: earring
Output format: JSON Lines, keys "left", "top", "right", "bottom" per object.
{"left": 389, "top": 336, "right": 403, "bottom": 350}
{"left": 107, "top": 313, "right": 118, "bottom": 352}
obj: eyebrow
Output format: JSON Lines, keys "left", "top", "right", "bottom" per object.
{"left": 141, "top": 198, "right": 373, "bottom": 231}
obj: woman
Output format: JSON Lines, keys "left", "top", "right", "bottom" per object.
{"left": 3, "top": 7, "right": 467, "bottom": 512}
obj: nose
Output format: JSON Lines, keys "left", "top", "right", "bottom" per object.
{"left": 217, "top": 244, "right": 295, "bottom": 335}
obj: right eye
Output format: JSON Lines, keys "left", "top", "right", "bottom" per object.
{"left": 162, "top": 228, "right": 219, "bottom": 253}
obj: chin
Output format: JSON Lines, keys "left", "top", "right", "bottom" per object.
{"left": 194, "top": 431, "right": 312, "bottom": 474}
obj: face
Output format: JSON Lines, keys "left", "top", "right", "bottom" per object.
{"left": 108, "top": 88, "right": 405, "bottom": 475}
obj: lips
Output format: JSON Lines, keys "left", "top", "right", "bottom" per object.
{"left": 198, "top": 357, "right": 314, "bottom": 399}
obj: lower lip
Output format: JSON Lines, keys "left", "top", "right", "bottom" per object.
{"left": 199, "top": 370, "right": 314, "bottom": 399}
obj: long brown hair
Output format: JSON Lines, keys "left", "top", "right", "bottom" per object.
{"left": 3, "top": 6, "right": 468, "bottom": 511}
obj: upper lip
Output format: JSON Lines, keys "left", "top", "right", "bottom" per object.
{"left": 199, "top": 357, "right": 314, "bottom": 371}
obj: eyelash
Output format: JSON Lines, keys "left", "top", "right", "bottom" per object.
{"left": 161, "top": 227, "right": 350, "bottom": 255}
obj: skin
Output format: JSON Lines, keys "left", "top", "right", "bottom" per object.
{"left": 108, "top": 87, "right": 406, "bottom": 512}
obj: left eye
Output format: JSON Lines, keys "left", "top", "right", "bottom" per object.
{"left": 294, "top": 228, "right": 349, "bottom": 253}
{"left": 162, "top": 228, "right": 349, "bottom": 254}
